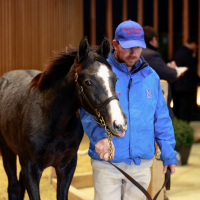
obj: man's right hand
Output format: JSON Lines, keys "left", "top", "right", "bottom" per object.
{"left": 95, "top": 138, "right": 115, "bottom": 161}
{"left": 167, "top": 61, "right": 177, "bottom": 69}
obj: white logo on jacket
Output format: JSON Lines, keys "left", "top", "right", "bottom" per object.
{"left": 146, "top": 89, "right": 152, "bottom": 98}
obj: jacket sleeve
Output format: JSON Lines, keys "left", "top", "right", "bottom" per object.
{"left": 152, "top": 52, "right": 178, "bottom": 82}
{"left": 154, "top": 80, "right": 177, "bottom": 166}
{"left": 80, "top": 107, "right": 108, "bottom": 144}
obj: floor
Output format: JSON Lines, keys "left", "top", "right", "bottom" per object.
{"left": 0, "top": 122, "right": 200, "bottom": 200}
{"left": 166, "top": 121, "right": 200, "bottom": 200}
{"left": 166, "top": 143, "right": 200, "bottom": 200}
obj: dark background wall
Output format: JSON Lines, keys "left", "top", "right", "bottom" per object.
{"left": 84, "top": 0, "right": 199, "bottom": 63}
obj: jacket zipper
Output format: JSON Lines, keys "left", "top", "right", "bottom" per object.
{"left": 128, "top": 77, "right": 132, "bottom": 90}
{"left": 128, "top": 77, "right": 132, "bottom": 118}
{"left": 128, "top": 77, "right": 132, "bottom": 157}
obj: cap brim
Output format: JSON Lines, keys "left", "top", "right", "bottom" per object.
{"left": 119, "top": 40, "right": 146, "bottom": 49}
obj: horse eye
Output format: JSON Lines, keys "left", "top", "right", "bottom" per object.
{"left": 85, "top": 80, "right": 92, "bottom": 86}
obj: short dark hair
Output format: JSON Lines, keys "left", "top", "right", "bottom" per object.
{"left": 143, "top": 26, "right": 158, "bottom": 42}
{"left": 187, "top": 36, "right": 198, "bottom": 44}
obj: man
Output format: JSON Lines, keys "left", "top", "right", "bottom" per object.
{"left": 172, "top": 37, "right": 200, "bottom": 122}
{"left": 142, "top": 26, "right": 183, "bottom": 119}
{"left": 142, "top": 26, "right": 178, "bottom": 83}
{"left": 142, "top": 25, "right": 180, "bottom": 200}
{"left": 80, "top": 20, "right": 176, "bottom": 200}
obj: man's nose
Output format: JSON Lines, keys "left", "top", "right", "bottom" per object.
{"left": 130, "top": 47, "right": 136, "bottom": 55}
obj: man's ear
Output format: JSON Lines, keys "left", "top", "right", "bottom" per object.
{"left": 113, "top": 40, "right": 118, "bottom": 51}
{"left": 97, "top": 36, "right": 111, "bottom": 59}
{"left": 77, "top": 37, "right": 89, "bottom": 63}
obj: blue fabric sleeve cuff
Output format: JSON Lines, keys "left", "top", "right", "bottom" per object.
{"left": 162, "top": 158, "right": 177, "bottom": 166}
{"left": 80, "top": 107, "right": 108, "bottom": 143}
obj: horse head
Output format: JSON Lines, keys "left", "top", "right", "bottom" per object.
{"left": 75, "top": 37, "right": 127, "bottom": 137}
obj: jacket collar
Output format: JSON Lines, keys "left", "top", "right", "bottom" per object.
{"left": 108, "top": 52, "right": 144, "bottom": 75}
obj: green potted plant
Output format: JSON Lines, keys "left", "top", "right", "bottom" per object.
{"left": 172, "top": 117, "right": 194, "bottom": 165}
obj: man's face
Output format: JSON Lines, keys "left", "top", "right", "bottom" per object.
{"left": 113, "top": 40, "right": 142, "bottom": 67}
{"left": 152, "top": 37, "right": 159, "bottom": 48}
{"left": 191, "top": 42, "right": 197, "bottom": 52}
{"left": 191, "top": 42, "right": 198, "bottom": 58}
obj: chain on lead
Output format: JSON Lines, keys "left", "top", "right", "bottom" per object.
{"left": 105, "top": 125, "right": 113, "bottom": 159}
{"left": 94, "top": 111, "right": 106, "bottom": 127}
{"left": 94, "top": 113, "right": 113, "bottom": 160}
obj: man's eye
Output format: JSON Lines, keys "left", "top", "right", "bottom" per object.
{"left": 85, "top": 80, "right": 92, "bottom": 86}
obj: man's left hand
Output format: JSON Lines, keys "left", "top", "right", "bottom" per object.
{"left": 163, "top": 164, "right": 176, "bottom": 174}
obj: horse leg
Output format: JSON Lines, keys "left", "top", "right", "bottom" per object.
{"left": 56, "top": 154, "right": 77, "bottom": 200}
{"left": 1, "top": 147, "right": 21, "bottom": 200}
{"left": 18, "top": 170, "right": 26, "bottom": 200}
{"left": 19, "top": 158, "right": 42, "bottom": 200}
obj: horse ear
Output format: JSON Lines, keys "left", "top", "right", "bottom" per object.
{"left": 97, "top": 36, "right": 111, "bottom": 59}
{"left": 77, "top": 37, "right": 90, "bottom": 63}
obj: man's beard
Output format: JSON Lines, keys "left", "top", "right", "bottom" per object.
{"left": 125, "top": 56, "right": 139, "bottom": 66}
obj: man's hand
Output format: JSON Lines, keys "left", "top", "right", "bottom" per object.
{"left": 95, "top": 138, "right": 115, "bottom": 161}
{"left": 167, "top": 61, "right": 177, "bottom": 69}
{"left": 163, "top": 164, "right": 176, "bottom": 174}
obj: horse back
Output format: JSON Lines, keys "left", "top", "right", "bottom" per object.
{"left": 0, "top": 70, "right": 41, "bottom": 153}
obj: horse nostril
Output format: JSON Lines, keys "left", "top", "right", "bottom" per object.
{"left": 113, "top": 120, "right": 124, "bottom": 132}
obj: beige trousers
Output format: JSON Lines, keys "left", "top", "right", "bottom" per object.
{"left": 91, "top": 159, "right": 153, "bottom": 200}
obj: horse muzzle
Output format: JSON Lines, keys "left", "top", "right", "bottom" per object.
{"left": 111, "top": 119, "right": 127, "bottom": 137}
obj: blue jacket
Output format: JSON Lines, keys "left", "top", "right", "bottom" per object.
{"left": 80, "top": 53, "right": 177, "bottom": 166}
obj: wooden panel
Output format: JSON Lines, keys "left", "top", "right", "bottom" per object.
{"left": 137, "top": 0, "right": 143, "bottom": 26}
{"left": 51, "top": 167, "right": 93, "bottom": 189}
{"left": 150, "top": 154, "right": 165, "bottom": 200}
{"left": 52, "top": 178, "right": 93, "bottom": 200}
{"left": 122, "top": 0, "right": 128, "bottom": 22}
{"left": 0, "top": 0, "right": 83, "bottom": 76}
{"left": 71, "top": 172, "right": 93, "bottom": 189}
{"left": 153, "top": 0, "right": 158, "bottom": 32}
{"left": 198, "top": 0, "right": 200, "bottom": 76}
{"left": 160, "top": 80, "right": 169, "bottom": 103}
{"left": 90, "top": 0, "right": 96, "bottom": 46}
{"left": 182, "top": 0, "right": 189, "bottom": 44}
{"left": 106, "top": 0, "right": 113, "bottom": 43}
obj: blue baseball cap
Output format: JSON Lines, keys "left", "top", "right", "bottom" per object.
{"left": 114, "top": 20, "right": 146, "bottom": 49}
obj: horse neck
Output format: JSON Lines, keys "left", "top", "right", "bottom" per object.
{"left": 43, "top": 68, "right": 80, "bottom": 119}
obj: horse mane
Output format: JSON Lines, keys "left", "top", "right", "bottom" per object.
{"left": 30, "top": 46, "right": 79, "bottom": 90}
{"left": 30, "top": 45, "right": 110, "bottom": 91}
